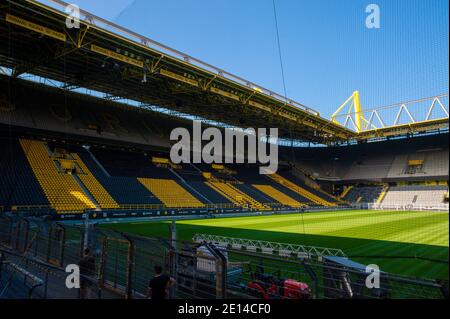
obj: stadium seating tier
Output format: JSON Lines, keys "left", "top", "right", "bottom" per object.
{"left": 0, "top": 136, "right": 447, "bottom": 214}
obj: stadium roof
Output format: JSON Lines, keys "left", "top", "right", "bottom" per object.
{"left": 0, "top": 0, "right": 447, "bottom": 145}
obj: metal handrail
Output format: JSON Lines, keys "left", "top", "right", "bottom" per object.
{"left": 10, "top": 202, "right": 296, "bottom": 215}
{"left": 11, "top": 205, "right": 53, "bottom": 211}
{"left": 192, "top": 233, "right": 347, "bottom": 259}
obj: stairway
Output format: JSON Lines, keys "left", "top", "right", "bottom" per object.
{"left": 340, "top": 185, "right": 353, "bottom": 199}
{"left": 72, "top": 173, "right": 100, "bottom": 210}
{"left": 376, "top": 185, "right": 390, "bottom": 204}
{"left": 169, "top": 168, "right": 212, "bottom": 204}
{"left": 138, "top": 178, "right": 205, "bottom": 208}
{"left": 71, "top": 153, "right": 120, "bottom": 209}
{"left": 252, "top": 184, "right": 304, "bottom": 208}
{"left": 205, "top": 181, "right": 270, "bottom": 210}
{"left": 267, "top": 173, "right": 336, "bottom": 207}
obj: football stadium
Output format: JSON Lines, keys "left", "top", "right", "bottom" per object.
{"left": 0, "top": 0, "right": 448, "bottom": 301}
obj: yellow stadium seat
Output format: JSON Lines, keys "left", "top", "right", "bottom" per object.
{"left": 138, "top": 178, "right": 204, "bottom": 208}
{"left": 20, "top": 139, "right": 96, "bottom": 213}
{"left": 71, "top": 153, "right": 119, "bottom": 209}
{"left": 267, "top": 173, "right": 336, "bottom": 207}
{"left": 253, "top": 184, "right": 304, "bottom": 208}
{"left": 205, "top": 181, "right": 270, "bottom": 210}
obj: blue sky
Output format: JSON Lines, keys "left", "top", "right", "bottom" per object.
{"left": 61, "top": 0, "right": 448, "bottom": 118}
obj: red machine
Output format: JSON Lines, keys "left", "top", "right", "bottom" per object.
{"left": 246, "top": 265, "right": 311, "bottom": 299}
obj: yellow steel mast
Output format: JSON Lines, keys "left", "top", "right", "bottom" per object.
{"left": 331, "top": 91, "right": 366, "bottom": 133}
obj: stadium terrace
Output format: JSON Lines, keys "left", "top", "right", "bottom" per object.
{"left": 169, "top": 121, "right": 279, "bottom": 174}
{"left": 0, "top": 0, "right": 448, "bottom": 301}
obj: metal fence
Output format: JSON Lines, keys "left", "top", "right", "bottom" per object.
{"left": 0, "top": 214, "right": 447, "bottom": 299}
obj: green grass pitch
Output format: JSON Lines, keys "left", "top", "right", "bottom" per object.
{"left": 102, "top": 210, "right": 449, "bottom": 280}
